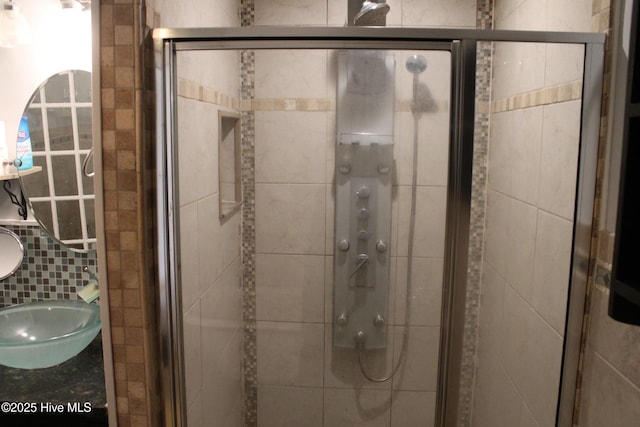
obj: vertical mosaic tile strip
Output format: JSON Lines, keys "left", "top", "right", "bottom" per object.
{"left": 0, "top": 224, "right": 97, "bottom": 308}
{"left": 240, "top": 1, "right": 257, "bottom": 425}
{"left": 457, "top": 2, "right": 494, "bottom": 426}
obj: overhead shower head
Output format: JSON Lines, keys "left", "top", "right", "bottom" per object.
{"left": 353, "top": 1, "right": 390, "bottom": 26}
{"left": 405, "top": 55, "right": 427, "bottom": 74}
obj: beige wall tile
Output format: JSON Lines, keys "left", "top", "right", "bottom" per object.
{"left": 255, "top": 111, "right": 327, "bottom": 184}
{"left": 179, "top": 202, "right": 199, "bottom": 311}
{"left": 471, "top": 361, "right": 524, "bottom": 427}
{"left": 509, "top": 107, "right": 543, "bottom": 204}
{"left": 327, "top": 0, "right": 347, "bottom": 26}
{"left": 197, "top": 195, "right": 240, "bottom": 294}
{"left": 545, "top": 44, "right": 585, "bottom": 87}
{"left": 580, "top": 350, "right": 640, "bottom": 427}
{"left": 394, "top": 256, "right": 443, "bottom": 326}
{"left": 547, "top": 0, "right": 593, "bottom": 32}
{"left": 256, "top": 254, "right": 325, "bottom": 323}
{"left": 177, "top": 98, "right": 198, "bottom": 206}
{"left": 201, "top": 258, "right": 242, "bottom": 326}
{"left": 176, "top": 98, "right": 219, "bottom": 203}
{"left": 390, "top": 390, "right": 436, "bottom": 427}
{"left": 186, "top": 392, "right": 203, "bottom": 427}
{"left": 255, "top": 50, "right": 328, "bottom": 99}
{"left": 539, "top": 101, "right": 581, "bottom": 220}
{"left": 324, "top": 388, "right": 391, "bottom": 426}
{"left": 391, "top": 325, "right": 440, "bottom": 391}
{"left": 158, "top": 0, "right": 238, "bottom": 28}
{"left": 201, "top": 262, "right": 243, "bottom": 425}
{"left": 504, "top": 199, "right": 537, "bottom": 299}
{"left": 201, "top": 326, "right": 243, "bottom": 426}
{"left": 502, "top": 286, "right": 563, "bottom": 426}
{"left": 495, "top": 0, "right": 547, "bottom": 30}
{"left": 183, "top": 301, "right": 201, "bottom": 408}
{"left": 484, "top": 190, "right": 510, "bottom": 274}
{"left": 395, "top": 110, "right": 450, "bottom": 187}
{"left": 255, "top": 0, "right": 327, "bottom": 26}
{"left": 475, "top": 263, "right": 507, "bottom": 375}
{"left": 487, "top": 112, "right": 511, "bottom": 194}
{"left": 258, "top": 385, "right": 323, "bottom": 427}
{"left": 396, "top": 185, "right": 447, "bottom": 258}
{"left": 492, "top": 42, "right": 546, "bottom": 100}
{"left": 257, "top": 321, "right": 324, "bottom": 387}
{"left": 402, "top": 0, "right": 476, "bottom": 27}
{"left": 532, "top": 210, "right": 572, "bottom": 334}
{"left": 255, "top": 183, "right": 326, "bottom": 254}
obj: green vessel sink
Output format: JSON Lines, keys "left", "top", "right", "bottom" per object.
{"left": 0, "top": 300, "right": 101, "bottom": 369}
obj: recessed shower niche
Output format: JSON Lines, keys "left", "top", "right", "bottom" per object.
{"left": 218, "top": 110, "right": 241, "bottom": 219}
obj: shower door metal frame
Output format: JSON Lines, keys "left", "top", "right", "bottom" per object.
{"left": 153, "top": 27, "right": 605, "bottom": 427}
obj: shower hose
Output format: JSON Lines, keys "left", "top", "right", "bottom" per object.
{"left": 358, "top": 69, "right": 422, "bottom": 382}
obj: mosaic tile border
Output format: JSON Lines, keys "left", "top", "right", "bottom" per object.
{"left": 458, "top": 43, "right": 493, "bottom": 427}
{"left": 244, "top": 98, "right": 449, "bottom": 113}
{"left": 177, "top": 78, "right": 241, "bottom": 110}
{"left": 491, "top": 80, "right": 583, "bottom": 113}
{"left": 458, "top": 1, "right": 495, "bottom": 425}
{"left": 0, "top": 224, "right": 97, "bottom": 308}
{"left": 240, "top": 1, "right": 257, "bottom": 425}
{"left": 244, "top": 98, "right": 335, "bottom": 111}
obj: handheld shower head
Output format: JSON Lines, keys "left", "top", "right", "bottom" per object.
{"left": 405, "top": 55, "right": 427, "bottom": 74}
{"left": 406, "top": 55, "right": 428, "bottom": 116}
{"left": 353, "top": 1, "right": 390, "bottom": 26}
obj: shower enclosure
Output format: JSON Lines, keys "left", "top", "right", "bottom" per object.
{"left": 154, "top": 28, "right": 604, "bottom": 426}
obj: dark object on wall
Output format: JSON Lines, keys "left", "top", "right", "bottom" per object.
{"left": 610, "top": 0, "right": 640, "bottom": 326}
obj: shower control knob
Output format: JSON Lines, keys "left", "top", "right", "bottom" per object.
{"left": 339, "top": 163, "right": 351, "bottom": 174}
{"left": 358, "top": 208, "right": 370, "bottom": 219}
{"left": 376, "top": 240, "right": 388, "bottom": 253}
{"left": 350, "top": 254, "right": 369, "bottom": 279}
{"left": 336, "top": 312, "right": 348, "bottom": 326}
{"left": 356, "top": 186, "right": 370, "bottom": 199}
{"left": 338, "top": 239, "right": 350, "bottom": 251}
{"left": 373, "top": 314, "right": 385, "bottom": 327}
{"left": 356, "top": 253, "right": 369, "bottom": 263}
{"left": 354, "top": 330, "right": 367, "bottom": 346}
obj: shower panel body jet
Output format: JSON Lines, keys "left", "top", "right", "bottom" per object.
{"left": 334, "top": 50, "right": 395, "bottom": 350}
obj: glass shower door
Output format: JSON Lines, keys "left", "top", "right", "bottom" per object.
{"left": 156, "top": 27, "right": 603, "bottom": 427}
{"left": 168, "top": 44, "right": 457, "bottom": 427}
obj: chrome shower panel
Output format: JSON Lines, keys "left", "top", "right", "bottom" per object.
{"left": 334, "top": 141, "right": 393, "bottom": 350}
{"left": 334, "top": 50, "right": 395, "bottom": 350}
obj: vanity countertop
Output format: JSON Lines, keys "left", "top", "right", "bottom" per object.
{"left": 0, "top": 333, "right": 107, "bottom": 426}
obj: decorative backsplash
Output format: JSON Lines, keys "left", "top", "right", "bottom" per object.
{"left": 0, "top": 224, "right": 97, "bottom": 308}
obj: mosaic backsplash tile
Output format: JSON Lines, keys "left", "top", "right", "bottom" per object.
{"left": 0, "top": 224, "right": 97, "bottom": 308}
